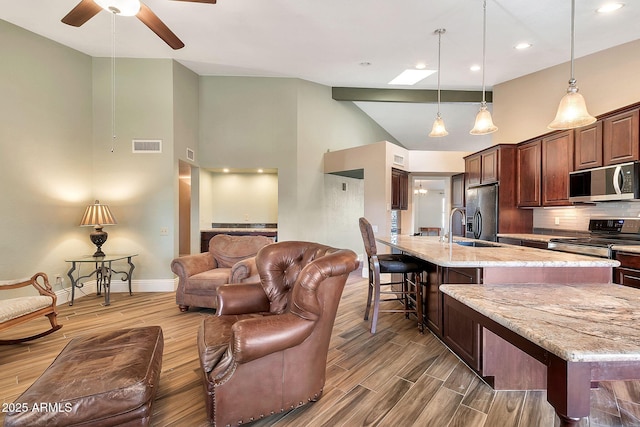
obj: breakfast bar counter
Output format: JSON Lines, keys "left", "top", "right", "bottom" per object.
{"left": 441, "top": 282, "right": 640, "bottom": 426}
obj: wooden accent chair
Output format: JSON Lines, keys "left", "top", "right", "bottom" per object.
{"left": 359, "top": 217, "right": 425, "bottom": 334}
{"left": 0, "top": 272, "right": 61, "bottom": 344}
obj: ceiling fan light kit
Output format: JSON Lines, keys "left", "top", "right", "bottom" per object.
{"left": 61, "top": 0, "right": 217, "bottom": 50}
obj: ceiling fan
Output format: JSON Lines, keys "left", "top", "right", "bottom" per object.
{"left": 61, "top": 0, "right": 217, "bottom": 50}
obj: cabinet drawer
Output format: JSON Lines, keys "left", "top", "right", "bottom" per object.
{"left": 615, "top": 252, "right": 640, "bottom": 269}
{"left": 615, "top": 267, "right": 640, "bottom": 289}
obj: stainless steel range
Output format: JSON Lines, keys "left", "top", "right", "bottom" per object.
{"left": 548, "top": 218, "right": 640, "bottom": 259}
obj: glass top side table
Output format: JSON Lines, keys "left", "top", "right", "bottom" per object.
{"left": 65, "top": 254, "right": 138, "bottom": 306}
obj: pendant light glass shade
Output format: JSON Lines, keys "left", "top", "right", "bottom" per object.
{"left": 548, "top": 79, "right": 596, "bottom": 129}
{"left": 548, "top": 0, "right": 596, "bottom": 130}
{"left": 429, "top": 29, "right": 448, "bottom": 138}
{"left": 429, "top": 113, "right": 448, "bottom": 137}
{"left": 470, "top": 102, "right": 498, "bottom": 135}
{"left": 470, "top": 0, "right": 497, "bottom": 135}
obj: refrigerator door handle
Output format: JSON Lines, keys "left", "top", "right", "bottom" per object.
{"left": 473, "top": 211, "right": 482, "bottom": 239}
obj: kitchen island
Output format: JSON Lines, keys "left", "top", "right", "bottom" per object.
{"left": 375, "top": 236, "right": 619, "bottom": 388}
{"left": 441, "top": 282, "right": 640, "bottom": 427}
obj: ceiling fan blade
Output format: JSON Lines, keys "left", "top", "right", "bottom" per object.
{"left": 171, "top": 0, "right": 217, "bottom": 3}
{"left": 136, "top": 3, "right": 185, "bottom": 50}
{"left": 61, "top": 0, "right": 103, "bottom": 27}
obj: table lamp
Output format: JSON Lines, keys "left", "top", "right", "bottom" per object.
{"left": 80, "top": 200, "right": 117, "bottom": 257}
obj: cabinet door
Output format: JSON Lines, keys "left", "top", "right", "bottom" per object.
{"left": 481, "top": 149, "right": 498, "bottom": 184}
{"left": 517, "top": 140, "right": 542, "bottom": 207}
{"left": 465, "top": 155, "right": 481, "bottom": 187}
{"left": 451, "top": 173, "right": 465, "bottom": 207}
{"left": 425, "top": 265, "right": 442, "bottom": 337}
{"left": 441, "top": 268, "right": 482, "bottom": 371}
{"left": 574, "top": 121, "right": 603, "bottom": 170}
{"left": 542, "top": 131, "right": 574, "bottom": 206}
{"left": 604, "top": 109, "right": 639, "bottom": 166}
{"left": 391, "top": 168, "right": 409, "bottom": 210}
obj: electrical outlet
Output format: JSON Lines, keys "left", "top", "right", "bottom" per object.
{"left": 554, "top": 217, "right": 560, "bottom": 225}
{"left": 244, "top": 214, "right": 249, "bottom": 222}
{"left": 160, "top": 227, "right": 169, "bottom": 236}
{"left": 54, "top": 274, "right": 63, "bottom": 286}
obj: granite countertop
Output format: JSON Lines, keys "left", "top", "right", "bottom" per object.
{"left": 611, "top": 244, "right": 640, "bottom": 254}
{"left": 497, "top": 233, "right": 575, "bottom": 243}
{"left": 376, "top": 235, "right": 619, "bottom": 268}
{"left": 440, "top": 283, "right": 640, "bottom": 362}
{"left": 202, "top": 228, "right": 277, "bottom": 233}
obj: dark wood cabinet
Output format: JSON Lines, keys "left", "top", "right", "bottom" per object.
{"left": 441, "top": 267, "right": 482, "bottom": 371}
{"left": 516, "top": 140, "right": 542, "bottom": 207}
{"left": 614, "top": 251, "right": 640, "bottom": 289}
{"left": 480, "top": 149, "right": 498, "bottom": 184}
{"left": 603, "top": 108, "right": 639, "bottom": 166}
{"left": 451, "top": 173, "right": 465, "bottom": 207}
{"left": 465, "top": 155, "right": 481, "bottom": 187}
{"left": 391, "top": 168, "right": 409, "bottom": 210}
{"left": 574, "top": 121, "right": 603, "bottom": 170}
{"left": 542, "top": 130, "right": 574, "bottom": 206}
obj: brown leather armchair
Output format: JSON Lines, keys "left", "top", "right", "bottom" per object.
{"left": 171, "top": 234, "right": 273, "bottom": 312}
{"left": 197, "top": 241, "right": 359, "bottom": 426}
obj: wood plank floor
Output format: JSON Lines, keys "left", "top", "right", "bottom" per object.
{"left": 1, "top": 272, "right": 640, "bottom": 426}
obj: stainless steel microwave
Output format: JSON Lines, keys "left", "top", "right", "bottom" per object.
{"left": 569, "top": 161, "right": 640, "bottom": 202}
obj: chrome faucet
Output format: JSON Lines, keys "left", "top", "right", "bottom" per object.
{"left": 448, "top": 207, "right": 466, "bottom": 243}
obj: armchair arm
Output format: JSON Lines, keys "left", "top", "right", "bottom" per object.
{"left": 231, "top": 314, "right": 315, "bottom": 364}
{"left": 0, "top": 273, "right": 54, "bottom": 297}
{"left": 216, "top": 283, "right": 270, "bottom": 315}
{"left": 171, "top": 252, "right": 217, "bottom": 278}
{"left": 230, "top": 256, "right": 259, "bottom": 283}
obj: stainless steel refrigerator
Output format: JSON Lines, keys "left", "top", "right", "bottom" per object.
{"left": 465, "top": 183, "right": 498, "bottom": 241}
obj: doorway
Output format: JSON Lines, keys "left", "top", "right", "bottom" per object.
{"left": 412, "top": 177, "right": 447, "bottom": 236}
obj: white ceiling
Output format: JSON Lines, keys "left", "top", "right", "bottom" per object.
{"left": 2, "top": 0, "right": 639, "bottom": 151}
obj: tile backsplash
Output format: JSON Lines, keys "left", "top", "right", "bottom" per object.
{"left": 533, "top": 202, "right": 640, "bottom": 231}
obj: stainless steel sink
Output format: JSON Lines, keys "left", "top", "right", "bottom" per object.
{"left": 454, "top": 241, "right": 502, "bottom": 248}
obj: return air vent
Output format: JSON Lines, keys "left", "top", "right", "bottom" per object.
{"left": 393, "top": 154, "right": 405, "bottom": 166}
{"left": 132, "top": 139, "right": 162, "bottom": 153}
{"left": 186, "top": 148, "right": 195, "bottom": 161}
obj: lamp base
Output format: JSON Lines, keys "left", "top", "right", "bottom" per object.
{"left": 90, "top": 227, "right": 108, "bottom": 258}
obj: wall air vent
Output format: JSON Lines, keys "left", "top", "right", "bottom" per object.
{"left": 186, "top": 148, "right": 195, "bottom": 161}
{"left": 132, "top": 139, "right": 162, "bottom": 153}
{"left": 393, "top": 154, "right": 405, "bottom": 166}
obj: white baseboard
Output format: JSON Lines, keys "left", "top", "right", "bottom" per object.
{"left": 55, "top": 277, "right": 178, "bottom": 305}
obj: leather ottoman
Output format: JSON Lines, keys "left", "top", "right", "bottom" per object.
{"left": 4, "top": 326, "right": 164, "bottom": 427}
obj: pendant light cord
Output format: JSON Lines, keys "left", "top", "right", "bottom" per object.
{"left": 481, "top": 0, "right": 487, "bottom": 104}
{"left": 436, "top": 29, "right": 443, "bottom": 115}
{"left": 570, "top": 0, "right": 575, "bottom": 82}
{"left": 110, "top": 11, "right": 116, "bottom": 152}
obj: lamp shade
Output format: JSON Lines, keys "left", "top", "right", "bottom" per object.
{"left": 429, "top": 115, "right": 449, "bottom": 137}
{"left": 470, "top": 103, "right": 498, "bottom": 135}
{"left": 80, "top": 200, "right": 117, "bottom": 227}
{"left": 548, "top": 85, "right": 596, "bottom": 130}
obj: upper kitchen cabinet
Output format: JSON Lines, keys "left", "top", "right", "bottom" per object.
{"left": 517, "top": 140, "right": 542, "bottom": 207}
{"left": 603, "top": 108, "right": 639, "bottom": 166}
{"left": 451, "top": 173, "right": 465, "bottom": 208}
{"left": 574, "top": 121, "right": 603, "bottom": 170}
{"left": 464, "top": 146, "right": 499, "bottom": 188}
{"left": 542, "top": 131, "right": 574, "bottom": 206}
{"left": 517, "top": 131, "right": 573, "bottom": 207}
{"left": 391, "top": 168, "right": 409, "bottom": 210}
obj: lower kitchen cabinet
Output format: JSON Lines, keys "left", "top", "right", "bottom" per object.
{"left": 614, "top": 251, "right": 640, "bottom": 289}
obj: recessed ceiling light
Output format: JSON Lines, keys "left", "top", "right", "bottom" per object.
{"left": 415, "top": 63, "right": 427, "bottom": 70}
{"left": 514, "top": 42, "right": 532, "bottom": 50}
{"left": 596, "top": 2, "right": 624, "bottom": 13}
{"left": 257, "top": 169, "right": 263, "bottom": 173}
{"left": 389, "top": 69, "right": 436, "bottom": 85}
{"left": 470, "top": 64, "right": 481, "bottom": 72}
{"left": 223, "top": 168, "right": 229, "bottom": 173}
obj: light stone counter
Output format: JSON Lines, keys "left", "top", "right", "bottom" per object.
{"left": 376, "top": 235, "right": 619, "bottom": 268}
{"left": 440, "top": 282, "right": 640, "bottom": 363}
{"left": 611, "top": 244, "right": 640, "bottom": 254}
{"left": 497, "top": 233, "right": 576, "bottom": 243}
{"left": 202, "top": 228, "right": 278, "bottom": 233}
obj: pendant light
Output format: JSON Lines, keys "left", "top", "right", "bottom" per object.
{"left": 470, "top": 0, "right": 498, "bottom": 135}
{"left": 429, "top": 28, "right": 448, "bottom": 138}
{"left": 548, "top": 0, "right": 596, "bottom": 130}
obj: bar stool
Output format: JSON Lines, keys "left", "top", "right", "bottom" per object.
{"left": 359, "top": 217, "right": 425, "bottom": 334}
